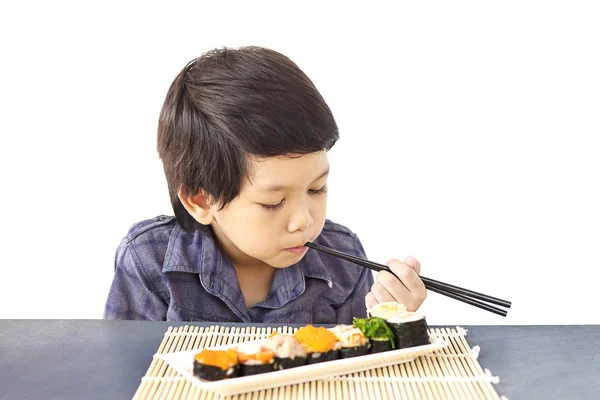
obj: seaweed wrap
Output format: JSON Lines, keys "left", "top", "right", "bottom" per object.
{"left": 262, "top": 332, "right": 307, "bottom": 370}
{"left": 193, "top": 348, "right": 239, "bottom": 381}
{"left": 236, "top": 340, "right": 275, "bottom": 376}
{"left": 293, "top": 325, "right": 340, "bottom": 364}
{"left": 352, "top": 316, "right": 396, "bottom": 353}
{"left": 328, "top": 325, "right": 370, "bottom": 358}
{"left": 386, "top": 313, "right": 431, "bottom": 348}
{"left": 367, "top": 301, "right": 430, "bottom": 349}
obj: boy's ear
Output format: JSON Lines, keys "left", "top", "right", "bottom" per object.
{"left": 177, "top": 187, "right": 215, "bottom": 225}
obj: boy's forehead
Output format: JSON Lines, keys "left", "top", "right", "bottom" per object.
{"left": 243, "top": 152, "right": 329, "bottom": 190}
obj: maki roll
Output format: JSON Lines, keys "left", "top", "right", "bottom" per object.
{"left": 368, "top": 301, "right": 430, "bottom": 349}
{"left": 370, "top": 338, "right": 393, "bottom": 353}
{"left": 386, "top": 312, "right": 431, "bottom": 348}
{"left": 262, "top": 332, "right": 307, "bottom": 370}
{"left": 328, "top": 325, "right": 370, "bottom": 358}
{"left": 236, "top": 340, "right": 275, "bottom": 376}
{"left": 367, "top": 301, "right": 409, "bottom": 319}
{"left": 352, "top": 316, "right": 396, "bottom": 353}
{"left": 193, "top": 348, "right": 239, "bottom": 381}
{"left": 294, "top": 325, "right": 339, "bottom": 364}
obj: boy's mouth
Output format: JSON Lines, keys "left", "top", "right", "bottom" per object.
{"left": 284, "top": 245, "right": 308, "bottom": 255}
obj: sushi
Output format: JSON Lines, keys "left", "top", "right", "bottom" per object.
{"left": 193, "top": 348, "right": 239, "bottom": 381}
{"left": 328, "top": 325, "right": 370, "bottom": 358}
{"left": 386, "top": 312, "right": 431, "bottom": 348}
{"left": 368, "top": 301, "right": 430, "bottom": 349}
{"left": 236, "top": 340, "right": 275, "bottom": 376}
{"left": 191, "top": 305, "right": 433, "bottom": 382}
{"left": 367, "top": 301, "right": 409, "bottom": 319}
{"left": 294, "top": 325, "right": 340, "bottom": 364}
{"left": 352, "top": 316, "right": 396, "bottom": 353}
{"left": 262, "top": 332, "right": 307, "bottom": 370}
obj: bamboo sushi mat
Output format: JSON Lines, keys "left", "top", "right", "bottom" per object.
{"left": 133, "top": 325, "right": 506, "bottom": 400}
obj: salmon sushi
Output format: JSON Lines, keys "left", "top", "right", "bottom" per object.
{"left": 236, "top": 341, "right": 275, "bottom": 376}
{"left": 294, "top": 325, "right": 340, "bottom": 364}
{"left": 193, "top": 348, "right": 239, "bottom": 381}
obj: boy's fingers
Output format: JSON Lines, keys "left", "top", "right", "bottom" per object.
{"left": 365, "top": 292, "right": 378, "bottom": 310}
{"left": 370, "top": 282, "right": 397, "bottom": 304}
{"left": 387, "top": 259, "right": 427, "bottom": 299}
{"left": 376, "top": 270, "right": 410, "bottom": 296}
{"left": 403, "top": 256, "right": 421, "bottom": 275}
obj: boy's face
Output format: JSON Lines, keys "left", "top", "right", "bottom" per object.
{"left": 209, "top": 151, "right": 329, "bottom": 269}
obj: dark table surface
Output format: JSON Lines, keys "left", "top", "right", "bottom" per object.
{"left": 0, "top": 321, "right": 598, "bottom": 400}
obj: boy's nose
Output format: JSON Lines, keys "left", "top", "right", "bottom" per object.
{"left": 287, "top": 205, "right": 313, "bottom": 233}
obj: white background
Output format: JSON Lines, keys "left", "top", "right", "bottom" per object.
{"left": 1, "top": 1, "right": 598, "bottom": 325}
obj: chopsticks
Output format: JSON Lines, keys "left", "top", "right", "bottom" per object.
{"left": 305, "top": 241, "right": 511, "bottom": 317}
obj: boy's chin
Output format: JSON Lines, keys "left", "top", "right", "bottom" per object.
{"left": 266, "top": 252, "right": 307, "bottom": 269}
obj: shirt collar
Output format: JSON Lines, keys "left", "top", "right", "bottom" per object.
{"left": 161, "top": 224, "right": 223, "bottom": 292}
{"left": 161, "top": 225, "right": 333, "bottom": 312}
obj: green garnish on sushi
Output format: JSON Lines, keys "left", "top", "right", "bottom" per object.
{"left": 352, "top": 317, "right": 396, "bottom": 349}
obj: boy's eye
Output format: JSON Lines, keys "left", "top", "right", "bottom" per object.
{"left": 308, "top": 185, "right": 328, "bottom": 195}
{"left": 260, "top": 200, "right": 285, "bottom": 211}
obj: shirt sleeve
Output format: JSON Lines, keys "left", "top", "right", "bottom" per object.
{"left": 103, "top": 238, "right": 168, "bottom": 320}
{"left": 335, "top": 234, "right": 375, "bottom": 323}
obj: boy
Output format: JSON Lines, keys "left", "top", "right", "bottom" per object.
{"left": 104, "top": 46, "right": 426, "bottom": 323}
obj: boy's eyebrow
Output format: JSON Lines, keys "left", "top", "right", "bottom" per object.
{"left": 258, "top": 167, "right": 330, "bottom": 192}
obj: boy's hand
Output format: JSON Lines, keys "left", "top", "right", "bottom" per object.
{"left": 365, "top": 256, "right": 426, "bottom": 312}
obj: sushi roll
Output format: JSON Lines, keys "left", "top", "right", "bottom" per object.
{"left": 193, "top": 348, "right": 239, "bottom": 381}
{"left": 370, "top": 337, "right": 393, "bottom": 353}
{"left": 294, "top": 325, "right": 340, "bottom": 364}
{"left": 386, "top": 312, "right": 431, "bottom": 349}
{"left": 367, "top": 301, "right": 409, "bottom": 319}
{"left": 236, "top": 340, "right": 275, "bottom": 376}
{"left": 328, "top": 325, "right": 370, "bottom": 358}
{"left": 368, "top": 301, "right": 430, "bottom": 349}
{"left": 262, "top": 332, "right": 307, "bottom": 370}
{"left": 352, "top": 316, "right": 396, "bottom": 353}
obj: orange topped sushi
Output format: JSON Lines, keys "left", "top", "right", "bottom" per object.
{"left": 294, "top": 325, "right": 341, "bottom": 364}
{"left": 193, "top": 348, "right": 239, "bottom": 381}
{"left": 236, "top": 340, "right": 276, "bottom": 376}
